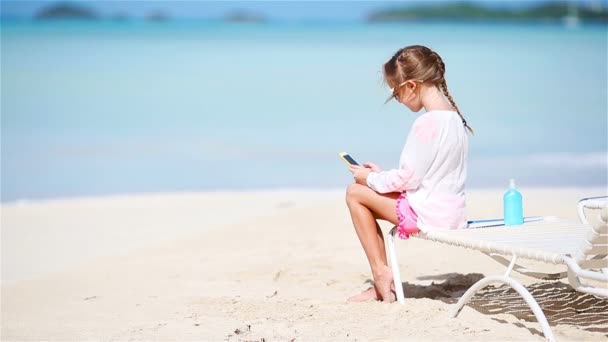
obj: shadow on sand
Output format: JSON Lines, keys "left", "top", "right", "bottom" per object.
{"left": 469, "top": 281, "right": 608, "bottom": 336}
{"left": 368, "top": 272, "right": 608, "bottom": 337}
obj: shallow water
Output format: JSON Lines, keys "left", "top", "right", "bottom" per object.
{"left": 1, "top": 20, "right": 606, "bottom": 201}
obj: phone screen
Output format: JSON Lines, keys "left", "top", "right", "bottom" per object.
{"left": 342, "top": 154, "right": 359, "bottom": 166}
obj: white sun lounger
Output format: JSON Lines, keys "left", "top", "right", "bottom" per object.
{"left": 386, "top": 196, "right": 608, "bottom": 342}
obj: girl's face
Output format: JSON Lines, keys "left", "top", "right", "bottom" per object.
{"left": 395, "top": 81, "right": 424, "bottom": 112}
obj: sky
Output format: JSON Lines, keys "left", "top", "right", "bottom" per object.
{"left": 0, "top": 0, "right": 589, "bottom": 21}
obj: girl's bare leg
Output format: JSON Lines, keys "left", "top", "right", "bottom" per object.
{"left": 345, "top": 183, "right": 400, "bottom": 302}
{"left": 347, "top": 221, "right": 393, "bottom": 302}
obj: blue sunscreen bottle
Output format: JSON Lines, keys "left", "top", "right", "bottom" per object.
{"left": 504, "top": 178, "right": 524, "bottom": 226}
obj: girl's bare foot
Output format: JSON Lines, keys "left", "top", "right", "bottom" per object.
{"left": 347, "top": 282, "right": 397, "bottom": 302}
{"left": 373, "top": 265, "right": 394, "bottom": 302}
{"left": 347, "top": 287, "right": 378, "bottom": 302}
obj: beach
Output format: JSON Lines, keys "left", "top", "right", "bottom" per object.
{"left": 2, "top": 187, "right": 607, "bottom": 340}
{"left": 2, "top": 2, "right": 607, "bottom": 340}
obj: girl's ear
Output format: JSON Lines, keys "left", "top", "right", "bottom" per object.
{"left": 407, "top": 80, "right": 417, "bottom": 91}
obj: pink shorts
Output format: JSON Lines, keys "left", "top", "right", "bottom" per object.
{"left": 396, "top": 192, "right": 420, "bottom": 240}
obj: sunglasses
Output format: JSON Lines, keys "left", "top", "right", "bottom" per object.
{"left": 385, "top": 79, "right": 424, "bottom": 104}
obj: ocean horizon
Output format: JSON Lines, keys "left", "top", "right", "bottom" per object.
{"left": 1, "top": 20, "right": 607, "bottom": 202}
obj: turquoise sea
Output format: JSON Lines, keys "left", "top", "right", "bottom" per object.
{"left": 1, "top": 20, "right": 607, "bottom": 201}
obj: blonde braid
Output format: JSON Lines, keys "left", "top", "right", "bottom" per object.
{"left": 434, "top": 53, "right": 474, "bottom": 135}
{"left": 439, "top": 80, "right": 474, "bottom": 135}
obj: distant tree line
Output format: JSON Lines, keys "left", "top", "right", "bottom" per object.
{"left": 368, "top": 1, "right": 608, "bottom": 23}
{"left": 33, "top": 1, "right": 265, "bottom": 23}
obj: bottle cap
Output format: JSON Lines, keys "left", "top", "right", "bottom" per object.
{"left": 509, "top": 178, "right": 516, "bottom": 189}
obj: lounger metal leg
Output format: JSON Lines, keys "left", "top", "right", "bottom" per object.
{"left": 388, "top": 226, "right": 405, "bottom": 304}
{"left": 449, "top": 275, "right": 556, "bottom": 342}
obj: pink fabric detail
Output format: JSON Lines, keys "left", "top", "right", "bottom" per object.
{"left": 395, "top": 192, "right": 420, "bottom": 240}
{"left": 414, "top": 115, "right": 439, "bottom": 143}
{"left": 416, "top": 193, "right": 466, "bottom": 230}
{"left": 390, "top": 165, "right": 417, "bottom": 191}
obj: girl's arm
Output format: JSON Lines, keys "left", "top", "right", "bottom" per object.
{"left": 366, "top": 115, "right": 440, "bottom": 193}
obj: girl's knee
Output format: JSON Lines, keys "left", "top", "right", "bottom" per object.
{"left": 345, "top": 183, "right": 366, "bottom": 204}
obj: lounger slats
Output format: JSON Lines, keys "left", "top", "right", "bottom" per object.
{"left": 414, "top": 219, "right": 590, "bottom": 264}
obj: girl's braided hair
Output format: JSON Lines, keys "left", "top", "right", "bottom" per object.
{"left": 384, "top": 45, "right": 474, "bottom": 135}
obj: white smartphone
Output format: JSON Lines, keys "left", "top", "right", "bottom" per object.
{"left": 338, "top": 152, "right": 359, "bottom": 166}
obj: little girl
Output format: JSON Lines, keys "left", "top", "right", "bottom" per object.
{"left": 346, "top": 45, "right": 473, "bottom": 303}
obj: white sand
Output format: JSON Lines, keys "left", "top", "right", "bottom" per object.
{"left": 1, "top": 187, "right": 607, "bottom": 340}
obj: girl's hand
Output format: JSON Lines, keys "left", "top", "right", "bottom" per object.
{"left": 349, "top": 165, "right": 372, "bottom": 185}
{"left": 363, "top": 162, "right": 382, "bottom": 172}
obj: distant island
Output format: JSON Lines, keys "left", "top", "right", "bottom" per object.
{"left": 30, "top": 2, "right": 267, "bottom": 23}
{"left": 145, "top": 11, "right": 170, "bottom": 22}
{"left": 34, "top": 2, "right": 98, "bottom": 20}
{"left": 224, "top": 10, "right": 266, "bottom": 23}
{"left": 33, "top": 2, "right": 170, "bottom": 22}
{"left": 367, "top": 1, "right": 608, "bottom": 23}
